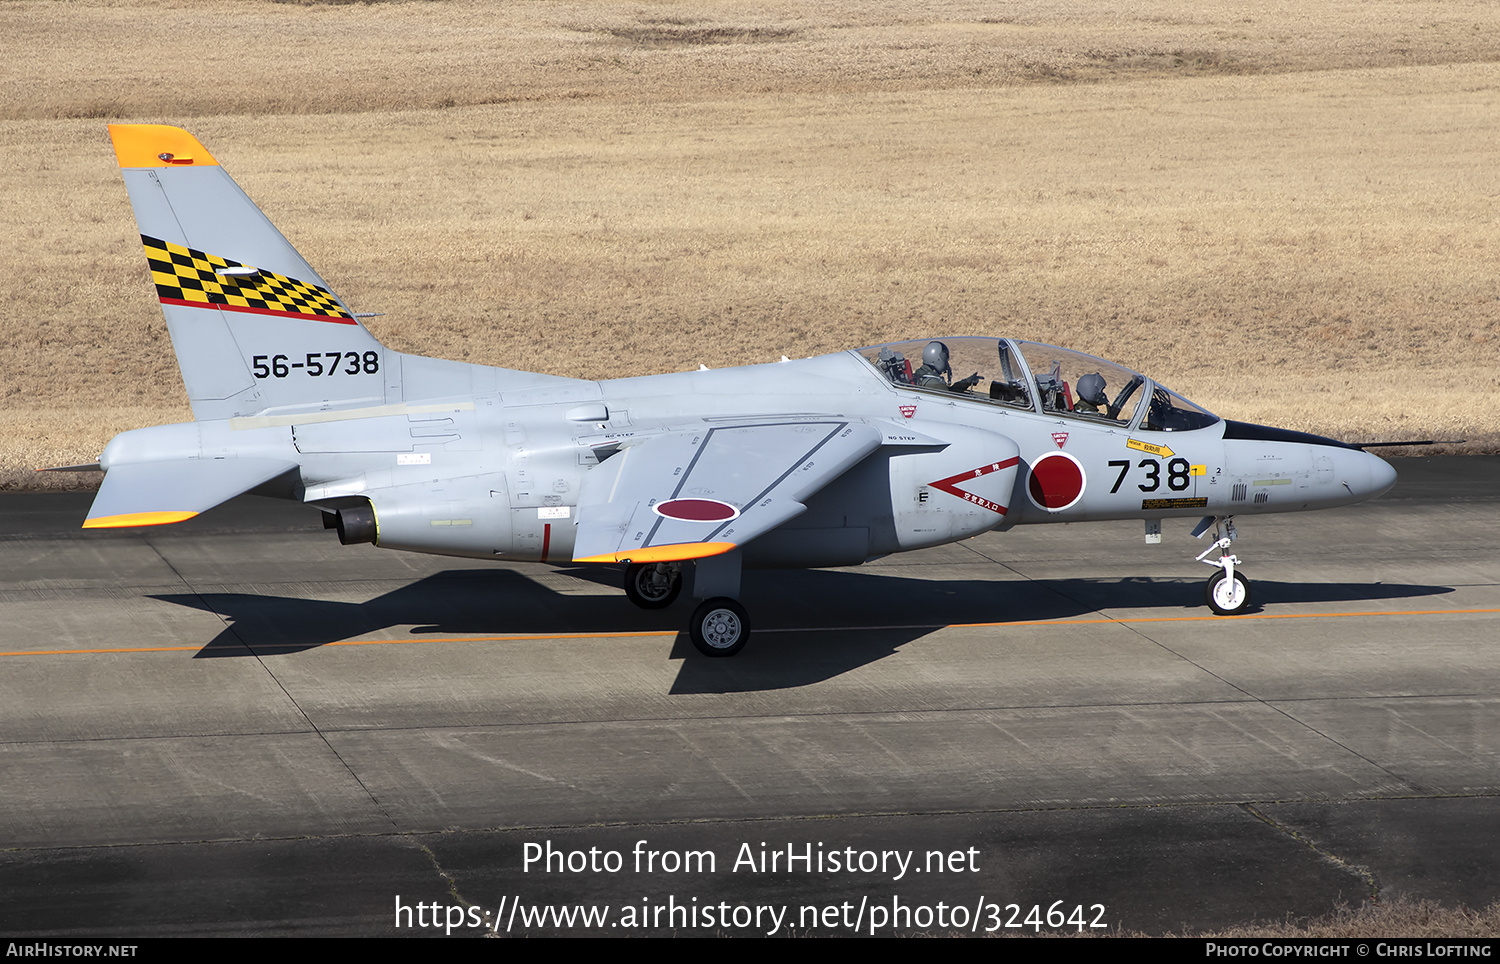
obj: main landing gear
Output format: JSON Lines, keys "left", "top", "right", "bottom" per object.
{"left": 622, "top": 553, "right": 752, "bottom": 657}
{"left": 623, "top": 562, "right": 682, "bottom": 609}
{"left": 688, "top": 597, "right": 751, "bottom": 658}
{"left": 1193, "top": 515, "right": 1250, "bottom": 615}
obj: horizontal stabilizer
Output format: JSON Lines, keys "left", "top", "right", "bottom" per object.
{"left": 83, "top": 458, "right": 298, "bottom": 529}
{"left": 41, "top": 463, "right": 102, "bottom": 473}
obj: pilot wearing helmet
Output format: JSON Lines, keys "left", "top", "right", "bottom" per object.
{"left": 1073, "top": 372, "right": 1109, "bottom": 416}
{"left": 913, "top": 341, "right": 981, "bottom": 394}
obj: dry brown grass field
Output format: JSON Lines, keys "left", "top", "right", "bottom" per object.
{"left": 1190, "top": 898, "right": 1500, "bottom": 939}
{"left": 2, "top": 0, "right": 1498, "bottom": 489}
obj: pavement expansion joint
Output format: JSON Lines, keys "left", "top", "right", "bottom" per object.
{"left": 1240, "top": 802, "right": 1381, "bottom": 902}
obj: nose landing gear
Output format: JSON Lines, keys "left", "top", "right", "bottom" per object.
{"left": 1193, "top": 516, "right": 1250, "bottom": 615}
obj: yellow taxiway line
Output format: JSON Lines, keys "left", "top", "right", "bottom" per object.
{"left": 3, "top": 607, "right": 1498, "bottom": 658}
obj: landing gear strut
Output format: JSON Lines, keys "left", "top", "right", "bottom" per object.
{"left": 1194, "top": 516, "right": 1250, "bottom": 615}
{"left": 623, "top": 562, "right": 681, "bottom": 609}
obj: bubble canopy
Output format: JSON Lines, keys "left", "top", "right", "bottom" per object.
{"left": 856, "top": 337, "right": 1219, "bottom": 433}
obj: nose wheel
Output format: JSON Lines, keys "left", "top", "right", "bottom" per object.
{"left": 1205, "top": 569, "right": 1251, "bottom": 615}
{"left": 1194, "top": 516, "right": 1251, "bottom": 615}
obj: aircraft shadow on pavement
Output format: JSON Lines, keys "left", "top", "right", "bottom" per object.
{"left": 148, "top": 567, "right": 1452, "bottom": 691}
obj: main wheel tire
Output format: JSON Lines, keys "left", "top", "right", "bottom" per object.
{"left": 624, "top": 563, "right": 680, "bottom": 609}
{"left": 689, "top": 597, "right": 751, "bottom": 657}
{"left": 1205, "top": 570, "right": 1251, "bottom": 615}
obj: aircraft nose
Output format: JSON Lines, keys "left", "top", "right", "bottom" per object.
{"left": 1337, "top": 447, "right": 1397, "bottom": 503}
{"left": 1364, "top": 451, "right": 1398, "bottom": 499}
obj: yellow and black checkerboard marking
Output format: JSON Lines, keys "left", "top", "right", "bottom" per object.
{"left": 142, "top": 235, "right": 353, "bottom": 322}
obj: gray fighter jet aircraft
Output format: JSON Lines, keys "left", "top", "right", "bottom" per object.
{"left": 78, "top": 125, "right": 1397, "bottom": 657}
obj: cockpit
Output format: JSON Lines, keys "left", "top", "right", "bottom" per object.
{"left": 857, "top": 337, "right": 1219, "bottom": 432}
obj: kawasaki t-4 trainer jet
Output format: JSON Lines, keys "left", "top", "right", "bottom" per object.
{"left": 78, "top": 125, "right": 1397, "bottom": 657}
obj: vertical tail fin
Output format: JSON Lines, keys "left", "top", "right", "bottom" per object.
{"left": 110, "top": 125, "right": 393, "bottom": 421}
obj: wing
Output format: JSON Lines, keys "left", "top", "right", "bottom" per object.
{"left": 83, "top": 458, "right": 298, "bottom": 528}
{"left": 572, "top": 418, "right": 893, "bottom": 563}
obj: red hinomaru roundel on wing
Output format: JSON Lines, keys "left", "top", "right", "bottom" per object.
{"left": 652, "top": 498, "right": 740, "bottom": 522}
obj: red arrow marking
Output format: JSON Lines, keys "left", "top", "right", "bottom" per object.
{"left": 928, "top": 456, "right": 1019, "bottom": 515}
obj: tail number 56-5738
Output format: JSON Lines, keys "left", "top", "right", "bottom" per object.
{"left": 252, "top": 351, "right": 380, "bottom": 379}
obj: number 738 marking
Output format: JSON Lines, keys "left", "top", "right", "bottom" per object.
{"left": 1108, "top": 457, "right": 1193, "bottom": 493}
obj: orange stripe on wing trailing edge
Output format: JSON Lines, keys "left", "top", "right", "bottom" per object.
{"left": 575, "top": 541, "right": 737, "bottom": 564}
{"left": 108, "top": 125, "right": 219, "bottom": 168}
{"left": 82, "top": 511, "right": 199, "bottom": 529}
